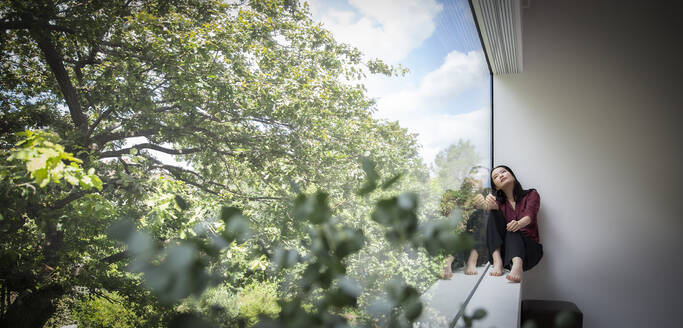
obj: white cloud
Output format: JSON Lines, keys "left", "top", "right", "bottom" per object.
{"left": 372, "top": 50, "right": 489, "bottom": 164}
{"left": 419, "top": 50, "right": 487, "bottom": 99}
{"left": 307, "top": 0, "right": 442, "bottom": 64}
{"left": 416, "top": 109, "right": 490, "bottom": 165}
{"left": 306, "top": 2, "right": 489, "bottom": 166}
{"left": 374, "top": 50, "right": 486, "bottom": 117}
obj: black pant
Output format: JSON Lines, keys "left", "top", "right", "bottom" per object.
{"left": 451, "top": 209, "right": 489, "bottom": 270}
{"left": 486, "top": 210, "right": 543, "bottom": 271}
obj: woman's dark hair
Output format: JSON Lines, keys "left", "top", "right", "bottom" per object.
{"left": 490, "top": 165, "right": 535, "bottom": 203}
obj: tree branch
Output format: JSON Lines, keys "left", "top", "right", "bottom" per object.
{"left": 87, "top": 106, "right": 116, "bottom": 137}
{"left": 92, "top": 128, "right": 159, "bottom": 145}
{"left": 157, "top": 164, "right": 286, "bottom": 201}
{"left": 0, "top": 20, "right": 74, "bottom": 33}
{"left": 98, "top": 143, "right": 200, "bottom": 159}
{"left": 29, "top": 19, "right": 88, "bottom": 138}
{"left": 100, "top": 251, "right": 127, "bottom": 264}
{"left": 49, "top": 190, "right": 88, "bottom": 210}
{"left": 0, "top": 20, "right": 30, "bottom": 30}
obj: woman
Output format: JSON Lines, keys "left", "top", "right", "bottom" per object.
{"left": 473, "top": 165, "right": 543, "bottom": 283}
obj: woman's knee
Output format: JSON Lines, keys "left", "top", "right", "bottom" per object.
{"left": 505, "top": 230, "right": 523, "bottom": 237}
{"left": 486, "top": 211, "right": 505, "bottom": 227}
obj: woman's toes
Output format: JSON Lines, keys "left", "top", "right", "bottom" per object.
{"left": 505, "top": 273, "right": 522, "bottom": 283}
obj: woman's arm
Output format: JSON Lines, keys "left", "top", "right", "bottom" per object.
{"left": 507, "top": 216, "right": 531, "bottom": 232}
{"left": 507, "top": 190, "right": 540, "bottom": 231}
{"left": 472, "top": 194, "right": 499, "bottom": 211}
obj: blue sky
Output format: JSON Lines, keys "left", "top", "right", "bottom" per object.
{"left": 307, "top": 0, "right": 491, "bottom": 167}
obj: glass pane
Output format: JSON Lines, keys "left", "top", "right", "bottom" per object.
{"left": 0, "top": 0, "right": 491, "bottom": 326}
{"left": 309, "top": 0, "right": 492, "bottom": 324}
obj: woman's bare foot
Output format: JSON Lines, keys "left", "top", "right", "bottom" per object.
{"left": 441, "top": 255, "right": 454, "bottom": 280}
{"left": 506, "top": 257, "right": 523, "bottom": 283}
{"left": 489, "top": 248, "right": 504, "bottom": 276}
{"left": 465, "top": 250, "right": 478, "bottom": 275}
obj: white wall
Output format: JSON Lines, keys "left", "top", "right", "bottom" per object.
{"left": 492, "top": 1, "right": 683, "bottom": 327}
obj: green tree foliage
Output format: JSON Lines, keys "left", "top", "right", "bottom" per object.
{"left": 72, "top": 291, "right": 146, "bottom": 328}
{"left": 108, "top": 163, "right": 478, "bottom": 328}
{"left": 0, "top": 0, "right": 427, "bottom": 326}
{"left": 439, "top": 166, "right": 489, "bottom": 229}
{"left": 0, "top": 0, "right": 487, "bottom": 327}
{"left": 432, "top": 139, "right": 481, "bottom": 192}
{"left": 6, "top": 130, "right": 102, "bottom": 190}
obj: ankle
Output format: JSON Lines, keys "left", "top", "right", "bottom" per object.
{"left": 511, "top": 257, "right": 523, "bottom": 268}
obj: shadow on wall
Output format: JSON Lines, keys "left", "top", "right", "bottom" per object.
{"left": 521, "top": 206, "right": 562, "bottom": 301}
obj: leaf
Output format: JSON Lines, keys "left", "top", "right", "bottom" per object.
{"left": 357, "top": 180, "right": 377, "bottom": 196}
{"left": 174, "top": 195, "right": 190, "bottom": 211}
{"left": 33, "top": 168, "right": 49, "bottom": 187}
{"left": 555, "top": 310, "right": 578, "bottom": 328}
{"left": 80, "top": 175, "right": 92, "bottom": 188}
{"left": 220, "top": 207, "right": 251, "bottom": 243}
{"left": 27, "top": 155, "right": 48, "bottom": 173}
{"left": 403, "top": 298, "right": 423, "bottom": 322}
{"left": 380, "top": 173, "right": 402, "bottom": 190}
{"left": 165, "top": 244, "right": 196, "bottom": 270}
{"left": 108, "top": 219, "right": 136, "bottom": 242}
{"left": 91, "top": 175, "right": 103, "bottom": 191}
{"left": 64, "top": 174, "right": 79, "bottom": 186}
{"left": 220, "top": 206, "right": 241, "bottom": 223}
{"left": 357, "top": 156, "right": 379, "bottom": 195}
{"left": 521, "top": 320, "right": 539, "bottom": 328}
{"left": 471, "top": 308, "right": 487, "bottom": 320}
{"left": 293, "top": 192, "right": 330, "bottom": 224}
{"left": 273, "top": 248, "right": 300, "bottom": 271}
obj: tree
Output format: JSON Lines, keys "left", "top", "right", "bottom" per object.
{"left": 0, "top": 0, "right": 423, "bottom": 326}
{"left": 432, "top": 139, "right": 482, "bottom": 192}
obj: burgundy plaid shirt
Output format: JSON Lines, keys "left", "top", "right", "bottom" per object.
{"left": 496, "top": 189, "right": 541, "bottom": 243}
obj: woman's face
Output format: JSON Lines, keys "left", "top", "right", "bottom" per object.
{"left": 491, "top": 167, "right": 515, "bottom": 190}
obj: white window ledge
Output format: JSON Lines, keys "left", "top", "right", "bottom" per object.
{"left": 415, "top": 264, "right": 522, "bottom": 328}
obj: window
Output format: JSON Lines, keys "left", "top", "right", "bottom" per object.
{"left": 0, "top": 0, "right": 492, "bottom": 326}
{"left": 310, "top": 0, "right": 493, "bottom": 312}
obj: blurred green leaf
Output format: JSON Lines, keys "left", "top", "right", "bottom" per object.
{"left": 293, "top": 192, "right": 330, "bottom": 224}
{"left": 472, "top": 308, "right": 487, "bottom": 320}
{"left": 380, "top": 173, "right": 402, "bottom": 190}
{"left": 555, "top": 310, "right": 578, "bottom": 328}
{"left": 521, "top": 320, "right": 539, "bottom": 328}
{"left": 175, "top": 195, "right": 190, "bottom": 211}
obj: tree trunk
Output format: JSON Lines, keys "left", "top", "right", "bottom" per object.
{"left": 0, "top": 284, "right": 64, "bottom": 328}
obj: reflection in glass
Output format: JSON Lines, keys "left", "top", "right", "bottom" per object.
{"left": 440, "top": 166, "right": 491, "bottom": 274}
{"left": 0, "top": 0, "right": 492, "bottom": 326}
{"left": 307, "top": 0, "right": 491, "bottom": 321}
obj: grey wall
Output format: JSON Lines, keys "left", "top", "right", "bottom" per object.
{"left": 492, "top": 1, "right": 683, "bottom": 327}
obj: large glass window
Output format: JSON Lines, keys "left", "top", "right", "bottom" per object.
{"left": 309, "top": 0, "right": 492, "bottom": 323}
{"left": 0, "top": 0, "right": 491, "bottom": 327}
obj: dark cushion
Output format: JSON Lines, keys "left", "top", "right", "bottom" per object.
{"left": 521, "top": 299, "right": 583, "bottom": 328}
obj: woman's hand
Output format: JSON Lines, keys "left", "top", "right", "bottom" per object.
{"left": 472, "top": 194, "right": 487, "bottom": 210}
{"left": 485, "top": 194, "right": 499, "bottom": 211}
{"left": 473, "top": 194, "right": 499, "bottom": 211}
{"left": 506, "top": 220, "right": 522, "bottom": 232}
{"left": 507, "top": 216, "right": 531, "bottom": 232}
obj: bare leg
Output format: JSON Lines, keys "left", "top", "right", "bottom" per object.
{"left": 506, "top": 256, "right": 523, "bottom": 283}
{"left": 489, "top": 248, "right": 503, "bottom": 276}
{"left": 465, "top": 249, "right": 478, "bottom": 275}
{"left": 441, "top": 255, "right": 454, "bottom": 280}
